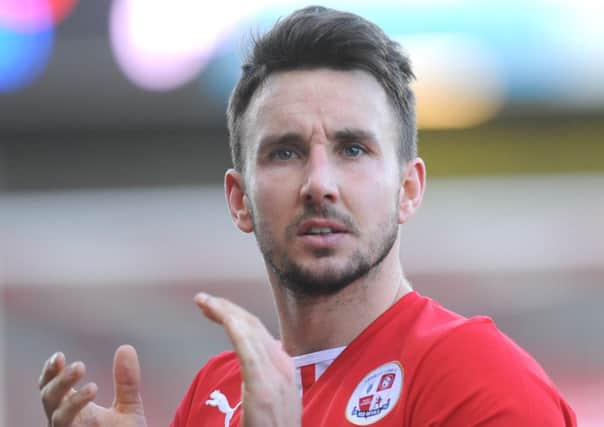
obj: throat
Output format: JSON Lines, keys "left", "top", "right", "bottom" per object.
{"left": 278, "top": 283, "right": 371, "bottom": 356}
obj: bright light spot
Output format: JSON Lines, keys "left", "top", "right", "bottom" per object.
{"left": 0, "top": 0, "right": 78, "bottom": 32}
{"left": 398, "top": 34, "right": 505, "bottom": 129}
{"left": 0, "top": 25, "right": 53, "bottom": 93}
{"left": 110, "top": 0, "right": 263, "bottom": 91}
{"left": 541, "top": 0, "right": 604, "bottom": 107}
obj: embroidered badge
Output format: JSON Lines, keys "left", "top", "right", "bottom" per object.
{"left": 345, "top": 361, "right": 404, "bottom": 425}
{"left": 205, "top": 389, "right": 242, "bottom": 427}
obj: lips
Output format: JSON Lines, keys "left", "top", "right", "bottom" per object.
{"left": 297, "top": 219, "right": 348, "bottom": 236}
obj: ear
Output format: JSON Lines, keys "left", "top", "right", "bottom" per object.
{"left": 398, "top": 157, "right": 427, "bottom": 224}
{"left": 225, "top": 169, "right": 254, "bottom": 233}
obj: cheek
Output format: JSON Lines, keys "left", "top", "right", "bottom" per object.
{"left": 344, "top": 163, "right": 400, "bottom": 217}
{"left": 357, "top": 185, "right": 397, "bottom": 224}
{"left": 251, "top": 175, "right": 300, "bottom": 224}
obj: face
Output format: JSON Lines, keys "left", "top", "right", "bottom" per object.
{"left": 230, "top": 68, "right": 409, "bottom": 297}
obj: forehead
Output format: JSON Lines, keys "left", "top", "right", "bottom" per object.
{"left": 241, "top": 68, "right": 398, "bottom": 147}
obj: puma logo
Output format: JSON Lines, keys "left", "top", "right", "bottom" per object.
{"left": 205, "top": 390, "right": 242, "bottom": 427}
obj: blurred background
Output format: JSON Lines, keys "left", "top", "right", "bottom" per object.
{"left": 0, "top": 0, "right": 602, "bottom": 425}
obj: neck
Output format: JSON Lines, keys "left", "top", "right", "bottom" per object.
{"left": 267, "top": 239, "right": 412, "bottom": 356}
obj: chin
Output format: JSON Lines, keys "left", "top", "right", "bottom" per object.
{"left": 272, "top": 256, "right": 373, "bottom": 298}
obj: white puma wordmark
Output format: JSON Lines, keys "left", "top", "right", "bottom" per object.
{"left": 205, "top": 390, "right": 242, "bottom": 427}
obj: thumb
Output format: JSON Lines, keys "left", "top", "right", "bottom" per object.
{"left": 112, "top": 344, "right": 144, "bottom": 415}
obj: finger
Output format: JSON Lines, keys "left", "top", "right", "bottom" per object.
{"left": 50, "top": 383, "right": 98, "bottom": 427}
{"left": 41, "top": 361, "right": 86, "bottom": 418}
{"left": 112, "top": 345, "right": 144, "bottom": 415}
{"left": 195, "top": 293, "right": 266, "bottom": 331}
{"left": 194, "top": 292, "right": 231, "bottom": 325}
{"left": 39, "top": 352, "right": 65, "bottom": 390}
{"left": 195, "top": 293, "right": 270, "bottom": 342}
{"left": 195, "top": 293, "right": 281, "bottom": 375}
{"left": 195, "top": 293, "right": 300, "bottom": 427}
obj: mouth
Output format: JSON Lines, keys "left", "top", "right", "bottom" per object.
{"left": 297, "top": 219, "right": 349, "bottom": 237}
{"left": 304, "top": 227, "right": 343, "bottom": 235}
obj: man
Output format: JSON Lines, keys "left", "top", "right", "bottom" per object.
{"left": 38, "top": 6, "right": 576, "bottom": 426}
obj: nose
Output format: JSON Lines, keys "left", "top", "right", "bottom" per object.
{"left": 299, "top": 143, "right": 339, "bottom": 205}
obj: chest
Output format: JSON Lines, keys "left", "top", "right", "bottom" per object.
{"left": 186, "top": 357, "right": 413, "bottom": 427}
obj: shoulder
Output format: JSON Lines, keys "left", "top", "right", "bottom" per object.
{"left": 406, "top": 313, "right": 576, "bottom": 426}
{"left": 418, "top": 314, "right": 532, "bottom": 369}
{"left": 398, "top": 294, "right": 546, "bottom": 374}
{"left": 198, "top": 351, "right": 239, "bottom": 373}
{"left": 416, "top": 316, "right": 550, "bottom": 389}
{"left": 170, "top": 351, "right": 240, "bottom": 427}
{"left": 390, "top": 292, "right": 485, "bottom": 359}
{"left": 190, "top": 351, "right": 241, "bottom": 391}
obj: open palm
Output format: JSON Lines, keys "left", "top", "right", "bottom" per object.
{"left": 39, "top": 345, "right": 147, "bottom": 427}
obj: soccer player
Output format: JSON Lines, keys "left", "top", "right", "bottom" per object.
{"left": 38, "top": 6, "right": 576, "bottom": 426}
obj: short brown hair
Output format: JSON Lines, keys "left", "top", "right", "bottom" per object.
{"left": 226, "top": 5, "right": 416, "bottom": 172}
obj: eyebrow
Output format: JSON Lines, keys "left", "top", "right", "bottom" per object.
{"left": 332, "top": 128, "right": 377, "bottom": 143}
{"left": 258, "top": 128, "right": 377, "bottom": 150}
{"left": 258, "top": 132, "right": 305, "bottom": 149}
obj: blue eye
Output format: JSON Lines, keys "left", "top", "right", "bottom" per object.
{"left": 343, "top": 144, "right": 365, "bottom": 157}
{"left": 271, "top": 149, "right": 297, "bottom": 161}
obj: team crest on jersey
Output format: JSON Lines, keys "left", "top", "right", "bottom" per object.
{"left": 345, "top": 361, "right": 404, "bottom": 425}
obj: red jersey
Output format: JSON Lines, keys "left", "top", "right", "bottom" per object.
{"left": 171, "top": 291, "right": 576, "bottom": 426}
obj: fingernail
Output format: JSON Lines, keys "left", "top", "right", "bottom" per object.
{"left": 82, "top": 383, "right": 97, "bottom": 397}
{"left": 68, "top": 361, "right": 81, "bottom": 373}
{"left": 195, "top": 292, "right": 210, "bottom": 304}
{"left": 50, "top": 352, "right": 59, "bottom": 368}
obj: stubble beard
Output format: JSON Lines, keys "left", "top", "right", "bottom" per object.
{"left": 252, "top": 201, "right": 400, "bottom": 299}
